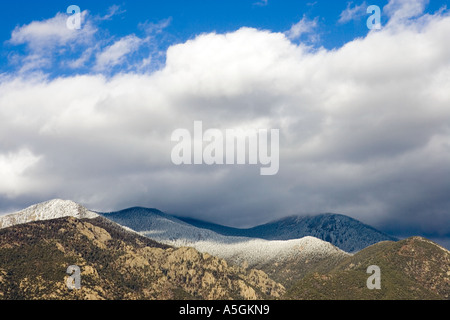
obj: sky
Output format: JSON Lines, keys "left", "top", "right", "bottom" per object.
{"left": 0, "top": 0, "right": 449, "bottom": 247}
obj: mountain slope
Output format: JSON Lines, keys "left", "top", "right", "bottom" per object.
{"left": 101, "top": 208, "right": 351, "bottom": 286}
{"left": 0, "top": 216, "right": 285, "bottom": 300}
{"left": 178, "top": 213, "right": 397, "bottom": 252}
{"left": 285, "top": 237, "right": 450, "bottom": 300}
{"left": 1, "top": 201, "right": 447, "bottom": 300}
{"left": 0, "top": 199, "right": 98, "bottom": 229}
{"left": 0, "top": 201, "right": 351, "bottom": 289}
{"left": 101, "top": 208, "right": 350, "bottom": 261}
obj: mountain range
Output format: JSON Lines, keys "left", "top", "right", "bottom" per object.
{"left": 176, "top": 213, "right": 397, "bottom": 253}
{"left": 99, "top": 207, "right": 350, "bottom": 269}
{"left": 0, "top": 199, "right": 448, "bottom": 300}
{"left": 0, "top": 216, "right": 284, "bottom": 300}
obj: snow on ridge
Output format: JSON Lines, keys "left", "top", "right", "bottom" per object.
{"left": 140, "top": 224, "right": 350, "bottom": 267}
{"left": 101, "top": 206, "right": 351, "bottom": 267}
{"left": 147, "top": 233, "right": 350, "bottom": 266}
{"left": 0, "top": 201, "right": 352, "bottom": 268}
{"left": 0, "top": 199, "right": 98, "bottom": 229}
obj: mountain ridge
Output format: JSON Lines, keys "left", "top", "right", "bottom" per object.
{"left": 0, "top": 199, "right": 397, "bottom": 254}
{"left": 1, "top": 199, "right": 448, "bottom": 300}
{"left": 176, "top": 213, "right": 397, "bottom": 252}
{"left": 0, "top": 216, "right": 285, "bottom": 300}
{"left": 100, "top": 207, "right": 351, "bottom": 271}
{"left": 0, "top": 200, "right": 352, "bottom": 276}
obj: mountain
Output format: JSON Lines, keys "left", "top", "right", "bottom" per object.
{"left": 100, "top": 208, "right": 351, "bottom": 286}
{"left": 285, "top": 237, "right": 450, "bottom": 300}
{"left": 0, "top": 200, "right": 448, "bottom": 300}
{"left": 0, "top": 202, "right": 350, "bottom": 290}
{"left": 1, "top": 200, "right": 394, "bottom": 255}
{"left": 100, "top": 208, "right": 351, "bottom": 267}
{"left": 0, "top": 199, "right": 98, "bottom": 229}
{"left": 177, "top": 213, "right": 397, "bottom": 253}
{"left": 0, "top": 201, "right": 398, "bottom": 290}
{"left": 0, "top": 202, "right": 350, "bottom": 276}
{"left": 0, "top": 216, "right": 285, "bottom": 300}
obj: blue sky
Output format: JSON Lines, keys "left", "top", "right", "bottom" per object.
{"left": 4, "top": 0, "right": 444, "bottom": 76}
{"left": 1, "top": 0, "right": 448, "bottom": 77}
{"left": 1, "top": 1, "right": 375, "bottom": 44}
{"left": 0, "top": 1, "right": 450, "bottom": 247}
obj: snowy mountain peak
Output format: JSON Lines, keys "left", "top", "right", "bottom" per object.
{"left": 0, "top": 199, "right": 98, "bottom": 229}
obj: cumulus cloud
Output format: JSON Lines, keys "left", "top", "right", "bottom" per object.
{"left": 0, "top": 2, "right": 449, "bottom": 244}
{"left": 0, "top": 149, "right": 42, "bottom": 196}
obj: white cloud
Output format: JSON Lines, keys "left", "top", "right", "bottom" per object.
{"left": 139, "top": 17, "right": 172, "bottom": 34}
{"left": 67, "top": 47, "right": 96, "bottom": 69}
{"left": 285, "top": 15, "right": 318, "bottom": 41}
{"left": 338, "top": 2, "right": 368, "bottom": 24}
{"left": 0, "top": 149, "right": 42, "bottom": 196}
{"left": 10, "top": 11, "right": 96, "bottom": 50}
{"left": 253, "top": 0, "right": 269, "bottom": 7}
{"left": 16, "top": 54, "right": 52, "bottom": 74}
{"left": 1, "top": 2, "right": 450, "bottom": 238}
{"left": 94, "top": 35, "right": 146, "bottom": 71}
{"left": 7, "top": 10, "right": 158, "bottom": 73}
{"left": 8, "top": 10, "right": 97, "bottom": 73}
{"left": 384, "top": 0, "right": 430, "bottom": 24}
{"left": 99, "top": 5, "right": 126, "bottom": 21}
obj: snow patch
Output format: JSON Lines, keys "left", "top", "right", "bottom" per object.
{"left": 101, "top": 207, "right": 350, "bottom": 267}
{"left": 0, "top": 199, "right": 98, "bottom": 229}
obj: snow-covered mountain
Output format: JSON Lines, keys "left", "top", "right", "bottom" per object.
{"left": 178, "top": 213, "right": 397, "bottom": 253}
{"left": 0, "top": 199, "right": 98, "bottom": 229}
{"left": 100, "top": 207, "right": 350, "bottom": 267}
{"left": 3, "top": 200, "right": 393, "bottom": 270}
